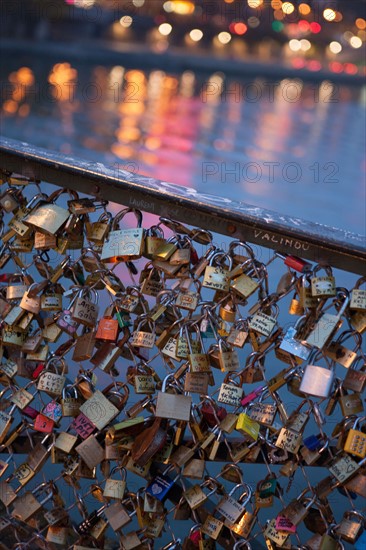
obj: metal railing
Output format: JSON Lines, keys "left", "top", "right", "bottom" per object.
{"left": 1, "top": 136, "right": 365, "bottom": 275}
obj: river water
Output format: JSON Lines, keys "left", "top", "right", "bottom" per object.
{"left": 1, "top": 54, "right": 365, "bottom": 235}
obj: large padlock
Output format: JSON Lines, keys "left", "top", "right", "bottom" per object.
{"left": 299, "top": 351, "right": 335, "bottom": 398}
{"left": 19, "top": 283, "right": 41, "bottom": 314}
{"left": 338, "top": 385, "right": 364, "bottom": 416}
{"left": 306, "top": 289, "right": 349, "bottom": 349}
{"left": 71, "top": 287, "right": 99, "bottom": 328}
{"left": 101, "top": 208, "right": 144, "bottom": 263}
{"left": 335, "top": 510, "right": 365, "bottom": 544}
{"left": 215, "top": 482, "right": 252, "bottom": 525}
{"left": 36, "top": 358, "right": 66, "bottom": 397}
{"left": 131, "top": 317, "right": 155, "bottom": 349}
{"left": 156, "top": 374, "right": 192, "bottom": 421}
{"left": 23, "top": 191, "right": 71, "bottom": 235}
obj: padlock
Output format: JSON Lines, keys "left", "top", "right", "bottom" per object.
{"left": 279, "top": 316, "right": 311, "bottom": 360}
{"left": 85, "top": 210, "right": 112, "bottom": 244}
{"left": 281, "top": 489, "right": 316, "bottom": 525}
{"left": 319, "top": 525, "right": 345, "bottom": 549}
{"left": 143, "top": 224, "right": 166, "bottom": 258}
{"left": 215, "top": 482, "right": 252, "bottom": 525}
{"left": 202, "top": 251, "right": 232, "bottom": 292}
{"left": 299, "top": 350, "right": 335, "bottom": 398}
{"left": 218, "top": 373, "right": 243, "bottom": 407}
{"left": 61, "top": 385, "right": 82, "bottom": 416}
{"left": 230, "top": 261, "right": 263, "bottom": 300}
{"left": 19, "top": 282, "right": 41, "bottom": 314}
{"left": 263, "top": 518, "right": 290, "bottom": 547}
{"left": 146, "top": 463, "right": 181, "bottom": 503}
{"left": 311, "top": 264, "right": 336, "bottom": 297}
{"left": 338, "top": 385, "right": 364, "bottom": 416}
{"left": 79, "top": 389, "right": 119, "bottom": 430}
{"left": 140, "top": 264, "right": 164, "bottom": 297}
{"left": 23, "top": 192, "right": 70, "bottom": 235}
{"left": 349, "top": 275, "right": 366, "bottom": 310}
{"left": 306, "top": 289, "right": 349, "bottom": 349}
{"left": 103, "top": 466, "right": 127, "bottom": 499}
{"left": 0, "top": 387, "right": 17, "bottom": 444}
{"left": 71, "top": 287, "right": 99, "bottom": 327}
{"left": 42, "top": 399, "right": 62, "bottom": 424}
{"left": 344, "top": 417, "right": 366, "bottom": 458}
{"left": 324, "top": 329, "right": 361, "bottom": 369}
{"left": 184, "top": 477, "right": 221, "bottom": 510}
{"left": 101, "top": 207, "right": 144, "bottom": 263}
{"left": 248, "top": 304, "right": 279, "bottom": 338}
{"left": 11, "top": 481, "right": 54, "bottom": 523}
{"left": 227, "top": 318, "right": 249, "bottom": 348}
{"left": 72, "top": 329, "right": 96, "bottom": 362}
{"left": 342, "top": 355, "right": 366, "bottom": 393}
{"left": 169, "top": 235, "right": 192, "bottom": 266}
{"left": 156, "top": 374, "right": 192, "bottom": 421}
{"left": 335, "top": 510, "right": 365, "bottom": 543}
{"left": 300, "top": 436, "right": 329, "bottom": 465}
{"left": 36, "top": 357, "right": 66, "bottom": 397}
{"left": 95, "top": 306, "right": 119, "bottom": 341}
{"left": 131, "top": 317, "right": 155, "bottom": 348}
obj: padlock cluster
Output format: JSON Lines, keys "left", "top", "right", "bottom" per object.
{"left": 0, "top": 174, "right": 365, "bottom": 550}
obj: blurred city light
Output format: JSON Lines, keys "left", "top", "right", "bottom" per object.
{"left": 329, "top": 41, "right": 342, "bottom": 54}
{"left": 189, "top": 29, "right": 203, "bottom": 41}
{"left": 158, "top": 23, "right": 173, "bottom": 36}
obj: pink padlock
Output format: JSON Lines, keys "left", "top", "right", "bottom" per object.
{"left": 275, "top": 515, "right": 297, "bottom": 533}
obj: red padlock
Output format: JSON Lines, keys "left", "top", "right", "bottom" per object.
{"left": 277, "top": 253, "right": 311, "bottom": 273}
{"left": 96, "top": 317, "right": 119, "bottom": 341}
{"left": 201, "top": 401, "right": 227, "bottom": 427}
{"left": 34, "top": 413, "right": 54, "bottom": 433}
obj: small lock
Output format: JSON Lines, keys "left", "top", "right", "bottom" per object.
{"left": 131, "top": 317, "right": 155, "bottom": 348}
{"left": 202, "top": 251, "right": 232, "bottom": 292}
{"left": 61, "top": 385, "right": 81, "bottom": 417}
{"left": 344, "top": 417, "right": 366, "bottom": 458}
{"left": 311, "top": 264, "right": 336, "bottom": 297}
{"left": 101, "top": 207, "right": 144, "bottom": 263}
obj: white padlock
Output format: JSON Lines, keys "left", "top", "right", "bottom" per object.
{"left": 299, "top": 358, "right": 334, "bottom": 398}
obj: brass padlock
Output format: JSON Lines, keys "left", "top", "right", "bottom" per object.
{"left": 156, "top": 375, "right": 192, "bottom": 421}
{"left": 101, "top": 208, "right": 144, "bottom": 263}
{"left": 311, "top": 265, "right": 336, "bottom": 297}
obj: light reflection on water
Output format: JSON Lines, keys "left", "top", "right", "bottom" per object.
{"left": 1, "top": 57, "right": 365, "bottom": 234}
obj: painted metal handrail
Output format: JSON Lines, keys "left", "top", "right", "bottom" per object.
{"left": 1, "top": 136, "right": 365, "bottom": 275}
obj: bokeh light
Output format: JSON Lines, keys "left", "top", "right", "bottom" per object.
{"left": 282, "top": 2, "right": 295, "bottom": 15}
{"left": 298, "top": 3, "right": 311, "bottom": 15}
{"left": 350, "top": 35, "right": 362, "bottom": 48}
{"left": 323, "top": 9, "right": 336, "bottom": 22}
{"left": 189, "top": 29, "right": 203, "bottom": 41}
{"left": 248, "top": 0, "right": 263, "bottom": 8}
{"left": 120, "top": 16, "right": 133, "bottom": 28}
{"left": 289, "top": 39, "right": 301, "bottom": 52}
{"left": 158, "top": 23, "right": 172, "bottom": 36}
{"left": 329, "top": 41, "right": 342, "bottom": 54}
{"left": 218, "top": 32, "right": 232, "bottom": 44}
{"left": 310, "top": 22, "right": 321, "bottom": 33}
